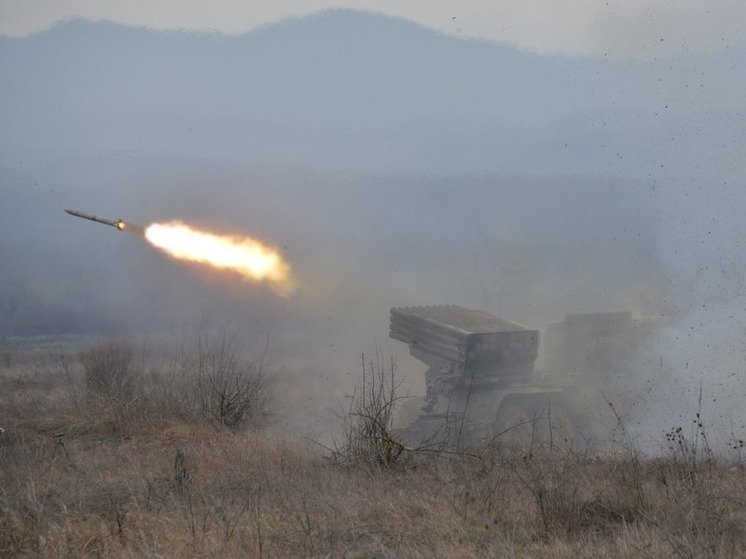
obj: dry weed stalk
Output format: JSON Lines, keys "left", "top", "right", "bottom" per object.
{"left": 79, "top": 339, "right": 135, "bottom": 400}
{"left": 142, "top": 324, "right": 272, "bottom": 432}
{"left": 334, "top": 350, "right": 407, "bottom": 467}
{"left": 190, "top": 327, "right": 269, "bottom": 431}
{"left": 331, "top": 349, "right": 481, "bottom": 469}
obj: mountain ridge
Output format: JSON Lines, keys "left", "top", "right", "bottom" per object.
{"left": 2, "top": 8, "right": 741, "bottom": 176}
{"left": 0, "top": 9, "right": 601, "bottom": 174}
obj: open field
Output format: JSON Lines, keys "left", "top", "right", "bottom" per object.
{"left": 1, "top": 338, "right": 745, "bottom": 558}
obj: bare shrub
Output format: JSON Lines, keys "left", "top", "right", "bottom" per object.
{"left": 180, "top": 326, "right": 270, "bottom": 431}
{"left": 651, "top": 402, "right": 739, "bottom": 558}
{"left": 507, "top": 448, "right": 589, "bottom": 537}
{"left": 663, "top": 402, "right": 714, "bottom": 487}
{"left": 334, "top": 351, "right": 406, "bottom": 467}
{"left": 79, "top": 339, "right": 135, "bottom": 400}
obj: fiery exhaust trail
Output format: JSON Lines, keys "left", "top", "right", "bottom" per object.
{"left": 144, "top": 221, "right": 295, "bottom": 297}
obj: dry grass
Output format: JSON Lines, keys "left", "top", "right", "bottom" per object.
{"left": 1, "top": 341, "right": 745, "bottom": 558}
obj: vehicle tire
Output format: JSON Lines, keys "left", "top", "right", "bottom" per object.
{"left": 493, "top": 395, "right": 574, "bottom": 448}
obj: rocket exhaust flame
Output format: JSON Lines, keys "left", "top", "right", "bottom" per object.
{"left": 144, "top": 221, "right": 295, "bottom": 296}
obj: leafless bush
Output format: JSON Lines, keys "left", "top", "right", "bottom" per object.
{"left": 662, "top": 392, "right": 714, "bottom": 486}
{"left": 505, "top": 447, "right": 593, "bottom": 537}
{"left": 651, "top": 399, "right": 739, "bottom": 558}
{"left": 334, "top": 350, "right": 407, "bottom": 467}
{"left": 79, "top": 339, "right": 135, "bottom": 400}
{"left": 179, "top": 326, "right": 270, "bottom": 431}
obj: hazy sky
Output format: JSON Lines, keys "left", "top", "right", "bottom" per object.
{"left": 2, "top": 0, "right": 745, "bottom": 59}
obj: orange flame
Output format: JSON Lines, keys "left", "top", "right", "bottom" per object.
{"left": 144, "top": 221, "right": 295, "bottom": 296}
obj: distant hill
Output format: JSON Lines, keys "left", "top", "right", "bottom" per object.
{"left": 2, "top": 8, "right": 744, "bottom": 176}
{"left": 0, "top": 9, "right": 618, "bottom": 175}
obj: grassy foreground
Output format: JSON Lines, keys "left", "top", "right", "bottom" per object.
{"left": 1, "top": 342, "right": 745, "bottom": 558}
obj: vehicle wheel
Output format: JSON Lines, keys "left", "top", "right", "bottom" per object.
{"left": 493, "top": 404, "right": 537, "bottom": 447}
{"left": 493, "top": 396, "right": 574, "bottom": 448}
